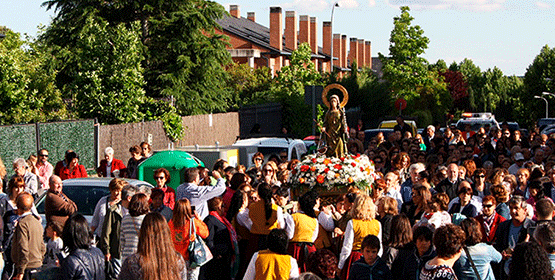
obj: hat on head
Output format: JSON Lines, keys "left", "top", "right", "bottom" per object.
{"left": 514, "top": 153, "right": 525, "bottom": 161}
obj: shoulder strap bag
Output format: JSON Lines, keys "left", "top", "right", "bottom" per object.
{"left": 187, "top": 218, "right": 213, "bottom": 268}
{"left": 463, "top": 246, "right": 482, "bottom": 280}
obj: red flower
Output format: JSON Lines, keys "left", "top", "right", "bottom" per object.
{"left": 324, "top": 168, "right": 330, "bottom": 173}
{"left": 300, "top": 165, "right": 310, "bottom": 172}
{"left": 351, "top": 162, "right": 356, "bottom": 167}
{"left": 312, "top": 158, "right": 317, "bottom": 163}
{"left": 317, "top": 175, "right": 325, "bottom": 184}
{"left": 360, "top": 167, "right": 364, "bottom": 172}
{"left": 334, "top": 164, "right": 343, "bottom": 170}
{"left": 340, "top": 157, "right": 345, "bottom": 162}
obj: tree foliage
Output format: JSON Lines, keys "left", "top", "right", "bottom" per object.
{"left": 522, "top": 45, "right": 555, "bottom": 126}
{"left": 379, "top": 6, "right": 434, "bottom": 101}
{"left": 0, "top": 28, "right": 67, "bottom": 124}
{"left": 226, "top": 63, "right": 272, "bottom": 107}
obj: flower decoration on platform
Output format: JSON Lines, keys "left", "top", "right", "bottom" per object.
{"left": 290, "top": 153, "right": 376, "bottom": 191}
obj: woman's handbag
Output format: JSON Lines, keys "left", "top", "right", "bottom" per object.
{"left": 187, "top": 218, "right": 213, "bottom": 268}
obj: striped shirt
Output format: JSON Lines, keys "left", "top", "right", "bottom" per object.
{"left": 120, "top": 214, "right": 145, "bottom": 261}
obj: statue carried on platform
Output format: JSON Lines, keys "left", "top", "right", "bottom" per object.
{"left": 321, "top": 84, "right": 349, "bottom": 158}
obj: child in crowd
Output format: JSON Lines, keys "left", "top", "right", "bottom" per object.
{"left": 37, "top": 221, "right": 65, "bottom": 279}
{"left": 348, "top": 235, "right": 391, "bottom": 280}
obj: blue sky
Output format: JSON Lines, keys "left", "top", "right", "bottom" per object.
{"left": 3, "top": 0, "right": 555, "bottom": 76}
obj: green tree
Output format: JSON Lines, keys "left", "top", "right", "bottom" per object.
{"left": 522, "top": 45, "right": 555, "bottom": 126}
{"left": 270, "top": 43, "right": 323, "bottom": 137}
{"left": 0, "top": 28, "right": 67, "bottom": 124}
{"left": 458, "top": 58, "right": 482, "bottom": 111}
{"left": 226, "top": 63, "right": 272, "bottom": 107}
{"left": 378, "top": 6, "right": 435, "bottom": 102}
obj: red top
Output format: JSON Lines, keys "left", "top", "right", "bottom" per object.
{"left": 168, "top": 218, "right": 209, "bottom": 260}
{"left": 59, "top": 164, "right": 88, "bottom": 180}
{"left": 157, "top": 186, "right": 175, "bottom": 210}
{"left": 96, "top": 159, "right": 126, "bottom": 177}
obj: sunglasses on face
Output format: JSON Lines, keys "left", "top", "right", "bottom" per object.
{"left": 155, "top": 176, "right": 165, "bottom": 180}
{"left": 482, "top": 204, "right": 494, "bottom": 208}
{"left": 39, "top": 154, "right": 48, "bottom": 157}
{"left": 254, "top": 158, "right": 263, "bottom": 161}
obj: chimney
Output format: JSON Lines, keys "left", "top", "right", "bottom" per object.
{"left": 299, "top": 15, "right": 310, "bottom": 46}
{"left": 285, "top": 11, "right": 297, "bottom": 51}
{"left": 365, "top": 41, "right": 372, "bottom": 69}
{"left": 349, "top": 38, "right": 359, "bottom": 69}
{"left": 323, "top": 22, "right": 332, "bottom": 73}
{"left": 341, "top": 35, "right": 347, "bottom": 68}
{"left": 247, "top": 12, "right": 255, "bottom": 22}
{"left": 270, "top": 7, "right": 283, "bottom": 70}
{"left": 310, "top": 17, "right": 318, "bottom": 54}
{"left": 333, "top": 33, "right": 342, "bottom": 70}
{"left": 230, "top": 5, "right": 240, "bottom": 18}
{"left": 358, "top": 39, "right": 365, "bottom": 67}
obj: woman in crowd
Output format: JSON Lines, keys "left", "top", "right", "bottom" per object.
{"left": 91, "top": 178, "right": 125, "bottom": 240}
{"left": 420, "top": 224, "right": 466, "bottom": 280}
{"left": 526, "top": 180, "right": 552, "bottom": 220}
{"left": 226, "top": 190, "right": 251, "bottom": 279}
{"left": 119, "top": 212, "right": 186, "bottom": 280}
{"left": 140, "top": 142, "right": 152, "bottom": 158}
{"left": 390, "top": 152, "right": 410, "bottom": 184}
{"left": 126, "top": 145, "right": 144, "bottom": 179}
{"left": 307, "top": 249, "right": 339, "bottom": 280}
{"left": 120, "top": 193, "right": 149, "bottom": 261}
{"left": 474, "top": 195, "right": 506, "bottom": 243}
{"left": 59, "top": 151, "right": 88, "bottom": 180}
{"left": 240, "top": 182, "right": 285, "bottom": 250}
{"left": 200, "top": 197, "right": 239, "bottom": 280}
{"left": 222, "top": 172, "right": 250, "bottom": 216}
{"left": 338, "top": 194, "right": 381, "bottom": 280}
{"left": 261, "top": 161, "right": 281, "bottom": 188}
{"left": 515, "top": 168, "right": 530, "bottom": 197}
{"left": 402, "top": 185, "right": 431, "bottom": 226}
{"left": 285, "top": 190, "right": 320, "bottom": 272}
{"left": 458, "top": 218, "right": 502, "bottom": 280}
{"left": 153, "top": 168, "right": 175, "bottom": 210}
{"left": 168, "top": 198, "right": 208, "bottom": 280}
{"left": 472, "top": 168, "right": 491, "bottom": 198}
{"left": 415, "top": 193, "right": 451, "bottom": 230}
{"left": 383, "top": 214, "right": 414, "bottom": 273}
{"left": 448, "top": 184, "right": 478, "bottom": 218}
{"left": 490, "top": 184, "right": 510, "bottom": 220}
{"left": 251, "top": 152, "right": 264, "bottom": 169}
{"left": 376, "top": 196, "right": 398, "bottom": 247}
{"left": 60, "top": 214, "right": 105, "bottom": 279}
{"left": 509, "top": 241, "right": 553, "bottom": 280}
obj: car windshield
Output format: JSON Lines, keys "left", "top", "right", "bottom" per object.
{"left": 36, "top": 185, "right": 110, "bottom": 216}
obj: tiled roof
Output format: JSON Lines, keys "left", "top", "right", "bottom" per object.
{"left": 216, "top": 15, "right": 330, "bottom": 59}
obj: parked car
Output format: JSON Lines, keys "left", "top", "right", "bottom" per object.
{"left": 232, "top": 137, "right": 307, "bottom": 167}
{"left": 378, "top": 120, "right": 418, "bottom": 136}
{"left": 538, "top": 118, "right": 555, "bottom": 131}
{"left": 35, "top": 178, "right": 154, "bottom": 227}
{"left": 456, "top": 112, "right": 499, "bottom": 132}
{"left": 541, "top": 124, "right": 555, "bottom": 136}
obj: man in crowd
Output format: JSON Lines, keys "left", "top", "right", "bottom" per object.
{"left": 12, "top": 158, "right": 38, "bottom": 198}
{"left": 35, "top": 148, "right": 53, "bottom": 191}
{"left": 508, "top": 153, "right": 526, "bottom": 175}
{"left": 400, "top": 163, "right": 425, "bottom": 203}
{"left": 348, "top": 128, "right": 364, "bottom": 153}
{"left": 45, "top": 175, "right": 77, "bottom": 227}
{"left": 435, "top": 163, "right": 461, "bottom": 200}
{"left": 96, "top": 147, "right": 126, "bottom": 178}
{"left": 176, "top": 167, "right": 226, "bottom": 220}
{"left": 12, "top": 193, "right": 45, "bottom": 280}
{"left": 493, "top": 196, "right": 535, "bottom": 257}
{"left": 393, "top": 115, "right": 411, "bottom": 136}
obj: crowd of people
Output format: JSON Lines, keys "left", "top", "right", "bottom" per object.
{"left": 2, "top": 118, "right": 555, "bottom": 280}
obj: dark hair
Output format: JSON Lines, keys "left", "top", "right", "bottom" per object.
{"left": 129, "top": 145, "right": 141, "bottom": 154}
{"left": 184, "top": 167, "right": 199, "bottom": 183}
{"left": 230, "top": 173, "right": 249, "bottom": 191}
{"left": 154, "top": 168, "right": 171, "bottom": 183}
{"left": 226, "top": 190, "right": 247, "bottom": 222}
{"left": 388, "top": 214, "right": 413, "bottom": 248}
{"left": 433, "top": 224, "right": 466, "bottom": 258}
{"left": 536, "top": 198, "right": 554, "bottom": 220}
{"left": 460, "top": 218, "right": 483, "bottom": 246}
{"left": 213, "top": 159, "right": 228, "bottom": 173}
{"left": 257, "top": 183, "right": 274, "bottom": 221}
{"left": 128, "top": 193, "right": 150, "bottom": 216}
{"left": 65, "top": 151, "right": 79, "bottom": 162}
{"left": 8, "top": 176, "right": 25, "bottom": 197}
{"left": 197, "top": 167, "right": 211, "bottom": 186}
{"left": 509, "top": 242, "right": 553, "bottom": 280}
{"left": 413, "top": 225, "right": 433, "bottom": 242}
{"left": 306, "top": 249, "right": 338, "bottom": 279}
{"left": 535, "top": 222, "right": 555, "bottom": 254}
{"left": 224, "top": 166, "right": 237, "bottom": 176}
{"left": 267, "top": 229, "right": 288, "bottom": 254}
{"left": 150, "top": 188, "right": 165, "bottom": 200}
{"left": 47, "top": 221, "right": 64, "bottom": 236}
{"left": 418, "top": 170, "right": 431, "bottom": 182}
{"left": 207, "top": 197, "right": 223, "bottom": 212}
{"left": 274, "top": 186, "right": 289, "bottom": 198}
{"left": 62, "top": 214, "right": 92, "bottom": 251}
{"left": 299, "top": 190, "right": 318, "bottom": 219}
{"left": 345, "top": 192, "right": 357, "bottom": 203}
{"left": 361, "top": 234, "right": 381, "bottom": 251}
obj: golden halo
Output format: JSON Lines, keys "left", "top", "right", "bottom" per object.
{"left": 322, "top": 84, "right": 349, "bottom": 108}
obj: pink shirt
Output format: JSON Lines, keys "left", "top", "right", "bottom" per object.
{"left": 36, "top": 162, "right": 54, "bottom": 189}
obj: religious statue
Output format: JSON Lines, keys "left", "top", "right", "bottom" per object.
{"left": 321, "top": 84, "right": 349, "bottom": 158}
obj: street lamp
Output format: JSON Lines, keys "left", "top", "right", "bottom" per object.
{"left": 543, "top": 91, "right": 555, "bottom": 98}
{"left": 330, "top": 2, "right": 339, "bottom": 72}
{"left": 535, "top": 95, "right": 549, "bottom": 118}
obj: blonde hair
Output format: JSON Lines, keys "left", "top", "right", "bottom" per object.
{"left": 379, "top": 196, "right": 398, "bottom": 215}
{"left": 350, "top": 194, "right": 376, "bottom": 221}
